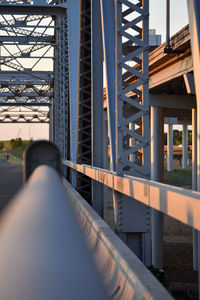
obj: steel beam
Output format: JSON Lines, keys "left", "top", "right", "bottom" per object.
{"left": 100, "top": 0, "right": 116, "bottom": 171}
{"left": 151, "top": 106, "right": 164, "bottom": 269}
{"left": 0, "top": 4, "right": 66, "bottom": 16}
{"left": 76, "top": 0, "right": 92, "bottom": 204}
{"left": 67, "top": 0, "right": 80, "bottom": 187}
{"left": 91, "top": 0, "right": 104, "bottom": 216}
{"left": 64, "top": 159, "right": 200, "bottom": 231}
{"left": 187, "top": 1, "right": 200, "bottom": 293}
{"left": 192, "top": 108, "right": 198, "bottom": 270}
{"left": 115, "top": 0, "right": 150, "bottom": 265}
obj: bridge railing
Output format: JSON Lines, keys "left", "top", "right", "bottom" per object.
{"left": 0, "top": 151, "right": 172, "bottom": 299}
{"left": 0, "top": 165, "right": 108, "bottom": 300}
{"left": 63, "top": 160, "right": 200, "bottom": 231}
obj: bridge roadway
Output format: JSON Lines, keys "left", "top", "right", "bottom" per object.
{"left": 0, "top": 160, "right": 23, "bottom": 213}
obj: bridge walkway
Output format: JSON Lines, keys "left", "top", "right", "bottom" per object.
{"left": 0, "top": 161, "right": 23, "bottom": 213}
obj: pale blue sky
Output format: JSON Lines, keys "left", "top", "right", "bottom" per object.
{"left": 0, "top": 1, "right": 189, "bottom": 140}
{"left": 150, "top": 0, "right": 188, "bottom": 42}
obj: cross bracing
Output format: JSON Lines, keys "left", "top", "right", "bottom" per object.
{"left": 0, "top": 7, "right": 55, "bottom": 124}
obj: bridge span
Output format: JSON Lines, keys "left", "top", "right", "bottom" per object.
{"left": 1, "top": 0, "right": 200, "bottom": 299}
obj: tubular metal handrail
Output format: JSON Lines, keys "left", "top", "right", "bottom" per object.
{"left": 0, "top": 165, "right": 108, "bottom": 300}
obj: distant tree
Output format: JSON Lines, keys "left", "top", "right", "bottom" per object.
{"left": 9, "top": 138, "right": 22, "bottom": 150}
{"left": 173, "top": 130, "right": 182, "bottom": 145}
{"left": 188, "top": 130, "right": 192, "bottom": 145}
{"left": 164, "top": 132, "right": 167, "bottom": 145}
{"left": 0, "top": 141, "right": 4, "bottom": 151}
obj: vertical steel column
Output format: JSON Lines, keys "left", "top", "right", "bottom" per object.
{"left": 115, "top": 0, "right": 151, "bottom": 265}
{"left": 54, "top": 16, "right": 62, "bottom": 148}
{"left": 167, "top": 124, "right": 173, "bottom": 171}
{"left": 166, "top": 0, "right": 170, "bottom": 48}
{"left": 182, "top": 123, "right": 188, "bottom": 169}
{"left": 67, "top": 0, "right": 81, "bottom": 187}
{"left": 192, "top": 108, "right": 198, "bottom": 270}
{"left": 151, "top": 106, "right": 164, "bottom": 269}
{"left": 91, "top": 0, "right": 104, "bottom": 216}
{"left": 100, "top": 0, "right": 116, "bottom": 171}
{"left": 54, "top": 11, "right": 69, "bottom": 161}
{"left": 49, "top": 103, "right": 54, "bottom": 142}
{"left": 187, "top": 0, "right": 200, "bottom": 295}
{"left": 76, "top": 0, "right": 92, "bottom": 203}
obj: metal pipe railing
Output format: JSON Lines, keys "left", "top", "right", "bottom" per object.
{"left": 0, "top": 165, "right": 108, "bottom": 300}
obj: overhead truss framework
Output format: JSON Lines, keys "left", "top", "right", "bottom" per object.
{"left": 1, "top": 0, "right": 151, "bottom": 266}
{"left": 0, "top": 3, "right": 56, "bottom": 124}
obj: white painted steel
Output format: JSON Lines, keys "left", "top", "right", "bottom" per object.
{"left": 63, "top": 160, "right": 200, "bottom": 231}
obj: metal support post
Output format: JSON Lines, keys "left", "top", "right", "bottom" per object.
{"left": 91, "top": 0, "right": 104, "bottom": 217}
{"left": 49, "top": 104, "right": 54, "bottom": 142}
{"left": 100, "top": 0, "right": 116, "bottom": 171}
{"left": 166, "top": 0, "right": 171, "bottom": 48}
{"left": 167, "top": 123, "right": 173, "bottom": 171}
{"left": 182, "top": 123, "right": 188, "bottom": 169}
{"left": 115, "top": 0, "right": 151, "bottom": 265}
{"left": 187, "top": 0, "right": 200, "bottom": 295}
{"left": 151, "top": 106, "right": 164, "bottom": 269}
{"left": 192, "top": 108, "right": 198, "bottom": 270}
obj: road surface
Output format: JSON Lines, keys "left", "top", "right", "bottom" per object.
{"left": 0, "top": 160, "right": 23, "bottom": 214}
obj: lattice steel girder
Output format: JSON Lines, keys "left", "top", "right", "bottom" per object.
{"left": 0, "top": 92, "right": 52, "bottom": 97}
{"left": 91, "top": 0, "right": 104, "bottom": 216}
{"left": 0, "top": 101, "right": 51, "bottom": 106}
{"left": 76, "top": 0, "right": 92, "bottom": 204}
{"left": 0, "top": 36, "right": 54, "bottom": 43}
{"left": 53, "top": 8, "right": 69, "bottom": 161}
{"left": 67, "top": 0, "right": 80, "bottom": 187}
{"left": 114, "top": 0, "right": 150, "bottom": 266}
{"left": 0, "top": 71, "right": 53, "bottom": 79}
{"left": 0, "top": 4, "right": 66, "bottom": 16}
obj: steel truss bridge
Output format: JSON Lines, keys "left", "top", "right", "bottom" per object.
{"left": 0, "top": 0, "right": 200, "bottom": 299}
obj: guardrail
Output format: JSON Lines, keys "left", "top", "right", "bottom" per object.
{"left": 63, "top": 160, "right": 200, "bottom": 231}
{"left": 0, "top": 165, "right": 108, "bottom": 300}
{"left": 0, "top": 141, "right": 173, "bottom": 299}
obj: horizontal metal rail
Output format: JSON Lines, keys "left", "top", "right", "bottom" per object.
{"left": 63, "top": 178, "right": 172, "bottom": 299}
{"left": 0, "top": 165, "right": 108, "bottom": 300}
{"left": 63, "top": 160, "right": 200, "bottom": 231}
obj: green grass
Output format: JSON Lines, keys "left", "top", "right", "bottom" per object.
{"left": 164, "top": 168, "right": 192, "bottom": 187}
{"left": 0, "top": 152, "right": 22, "bottom": 163}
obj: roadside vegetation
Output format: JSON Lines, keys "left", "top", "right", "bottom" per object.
{"left": 0, "top": 138, "right": 33, "bottom": 160}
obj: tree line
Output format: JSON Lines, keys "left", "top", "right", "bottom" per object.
{"left": 0, "top": 138, "right": 33, "bottom": 152}
{"left": 164, "top": 130, "right": 192, "bottom": 145}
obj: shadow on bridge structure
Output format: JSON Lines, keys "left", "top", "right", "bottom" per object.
{"left": 0, "top": 0, "right": 200, "bottom": 299}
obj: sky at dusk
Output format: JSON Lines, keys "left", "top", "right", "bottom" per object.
{"left": 0, "top": 0, "right": 189, "bottom": 140}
